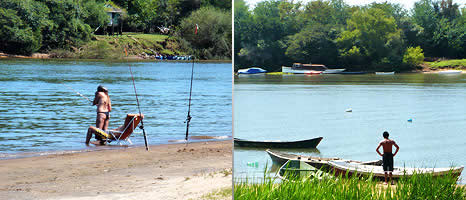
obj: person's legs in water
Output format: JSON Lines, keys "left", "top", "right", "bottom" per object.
{"left": 103, "top": 113, "right": 110, "bottom": 131}
{"left": 96, "top": 112, "right": 106, "bottom": 129}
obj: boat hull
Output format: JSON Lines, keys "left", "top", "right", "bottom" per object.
{"left": 234, "top": 137, "right": 323, "bottom": 148}
{"left": 375, "top": 72, "right": 395, "bottom": 75}
{"left": 329, "top": 160, "right": 464, "bottom": 180}
{"left": 266, "top": 149, "right": 381, "bottom": 169}
{"left": 282, "top": 66, "right": 345, "bottom": 74}
{"left": 438, "top": 70, "right": 462, "bottom": 74}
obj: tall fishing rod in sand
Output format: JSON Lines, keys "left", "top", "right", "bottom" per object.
{"left": 61, "top": 82, "right": 93, "bottom": 104}
{"left": 184, "top": 24, "right": 198, "bottom": 144}
{"left": 125, "top": 48, "right": 149, "bottom": 151}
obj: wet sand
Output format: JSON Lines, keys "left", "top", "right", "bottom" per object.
{"left": 0, "top": 140, "right": 232, "bottom": 200}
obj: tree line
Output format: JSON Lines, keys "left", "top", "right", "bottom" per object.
{"left": 0, "top": 0, "right": 231, "bottom": 59}
{"left": 234, "top": 0, "right": 465, "bottom": 72}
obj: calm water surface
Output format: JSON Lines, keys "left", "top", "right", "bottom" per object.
{"left": 234, "top": 73, "right": 466, "bottom": 183}
{"left": 0, "top": 59, "right": 231, "bottom": 158}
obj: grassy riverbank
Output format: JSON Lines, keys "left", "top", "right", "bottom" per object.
{"left": 47, "top": 33, "right": 187, "bottom": 59}
{"left": 424, "top": 59, "right": 466, "bottom": 70}
{"left": 235, "top": 172, "right": 465, "bottom": 199}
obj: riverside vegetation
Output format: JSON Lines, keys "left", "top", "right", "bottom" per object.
{"left": 0, "top": 0, "right": 231, "bottom": 60}
{"left": 234, "top": 0, "right": 465, "bottom": 72}
{"left": 234, "top": 169, "right": 466, "bottom": 200}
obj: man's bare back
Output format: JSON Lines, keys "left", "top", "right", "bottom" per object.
{"left": 379, "top": 139, "right": 398, "bottom": 154}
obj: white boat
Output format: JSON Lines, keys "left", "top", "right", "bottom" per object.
{"left": 375, "top": 72, "right": 395, "bottom": 75}
{"left": 282, "top": 63, "right": 345, "bottom": 74}
{"left": 329, "top": 160, "right": 464, "bottom": 180}
{"left": 438, "top": 70, "right": 462, "bottom": 74}
{"left": 237, "top": 67, "right": 267, "bottom": 74}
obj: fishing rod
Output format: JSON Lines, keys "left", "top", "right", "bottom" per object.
{"left": 185, "top": 24, "right": 198, "bottom": 143}
{"left": 61, "top": 82, "right": 92, "bottom": 104}
{"left": 185, "top": 57, "right": 195, "bottom": 142}
{"left": 125, "top": 48, "right": 149, "bottom": 151}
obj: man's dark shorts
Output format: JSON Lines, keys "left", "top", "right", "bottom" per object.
{"left": 383, "top": 152, "right": 394, "bottom": 172}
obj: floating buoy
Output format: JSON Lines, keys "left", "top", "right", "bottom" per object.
{"left": 345, "top": 108, "right": 352, "bottom": 112}
{"left": 407, "top": 119, "right": 413, "bottom": 122}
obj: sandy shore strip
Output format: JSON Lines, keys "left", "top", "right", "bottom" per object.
{"left": 0, "top": 140, "right": 232, "bottom": 200}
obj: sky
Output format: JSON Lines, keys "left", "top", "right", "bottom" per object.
{"left": 243, "top": 0, "right": 466, "bottom": 11}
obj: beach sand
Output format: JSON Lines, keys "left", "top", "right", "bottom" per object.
{"left": 0, "top": 140, "right": 232, "bottom": 200}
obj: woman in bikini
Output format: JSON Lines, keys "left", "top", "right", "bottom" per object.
{"left": 93, "top": 85, "right": 111, "bottom": 130}
{"left": 86, "top": 85, "right": 112, "bottom": 145}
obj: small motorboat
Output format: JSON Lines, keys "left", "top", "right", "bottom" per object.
{"left": 282, "top": 63, "right": 345, "bottom": 74}
{"left": 305, "top": 71, "right": 322, "bottom": 75}
{"left": 237, "top": 67, "right": 267, "bottom": 74}
{"left": 375, "top": 72, "right": 395, "bottom": 75}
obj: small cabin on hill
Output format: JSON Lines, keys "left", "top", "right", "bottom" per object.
{"left": 95, "top": 4, "right": 124, "bottom": 35}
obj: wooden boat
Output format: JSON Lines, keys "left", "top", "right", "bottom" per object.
{"left": 375, "top": 72, "right": 395, "bottom": 75}
{"left": 234, "top": 137, "right": 323, "bottom": 148}
{"left": 278, "top": 160, "right": 317, "bottom": 180}
{"left": 266, "top": 149, "right": 382, "bottom": 169}
{"left": 329, "top": 160, "right": 464, "bottom": 180}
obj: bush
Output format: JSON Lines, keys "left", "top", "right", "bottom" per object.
{"left": 176, "top": 6, "right": 232, "bottom": 59}
{"left": 403, "top": 46, "right": 425, "bottom": 67}
{"left": 48, "top": 49, "right": 76, "bottom": 58}
{"left": 79, "top": 40, "right": 122, "bottom": 59}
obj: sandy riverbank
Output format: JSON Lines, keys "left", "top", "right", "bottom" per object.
{"left": 0, "top": 140, "right": 232, "bottom": 200}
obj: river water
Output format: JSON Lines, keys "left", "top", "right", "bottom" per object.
{"left": 0, "top": 59, "right": 231, "bottom": 158}
{"left": 234, "top": 73, "right": 466, "bottom": 183}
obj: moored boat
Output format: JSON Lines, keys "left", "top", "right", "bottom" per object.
{"left": 329, "top": 160, "right": 464, "bottom": 180}
{"left": 438, "top": 70, "right": 462, "bottom": 74}
{"left": 375, "top": 71, "right": 395, "bottom": 75}
{"left": 278, "top": 160, "right": 318, "bottom": 180}
{"left": 282, "top": 63, "right": 345, "bottom": 74}
{"left": 266, "top": 149, "right": 382, "bottom": 169}
{"left": 234, "top": 137, "right": 323, "bottom": 148}
{"left": 237, "top": 67, "right": 267, "bottom": 74}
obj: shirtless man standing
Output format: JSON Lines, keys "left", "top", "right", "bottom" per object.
{"left": 376, "top": 131, "right": 400, "bottom": 185}
{"left": 86, "top": 85, "right": 111, "bottom": 145}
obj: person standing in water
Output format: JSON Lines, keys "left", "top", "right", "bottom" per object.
{"left": 93, "top": 85, "right": 111, "bottom": 130}
{"left": 376, "top": 131, "right": 400, "bottom": 185}
{"left": 86, "top": 85, "right": 111, "bottom": 145}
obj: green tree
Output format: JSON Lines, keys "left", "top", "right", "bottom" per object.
{"left": 0, "top": 0, "right": 50, "bottom": 55}
{"left": 337, "top": 8, "right": 404, "bottom": 69}
{"left": 0, "top": 8, "right": 40, "bottom": 55}
{"left": 403, "top": 46, "right": 425, "bottom": 67}
{"left": 177, "top": 6, "right": 231, "bottom": 59}
{"left": 234, "top": 0, "right": 252, "bottom": 69}
{"left": 40, "top": 0, "right": 92, "bottom": 50}
{"left": 81, "top": 0, "right": 108, "bottom": 29}
{"left": 286, "top": 23, "right": 340, "bottom": 66}
{"left": 236, "top": 1, "right": 293, "bottom": 70}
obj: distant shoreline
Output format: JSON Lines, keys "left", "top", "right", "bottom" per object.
{"left": 0, "top": 52, "right": 232, "bottom": 63}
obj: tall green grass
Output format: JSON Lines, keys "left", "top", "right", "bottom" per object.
{"left": 426, "top": 59, "right": 466, "bottom": 69}
{"left": 235, "top": 170, "right": 465, "bottom": 200}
